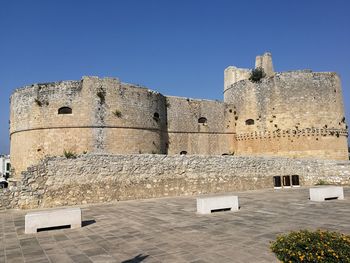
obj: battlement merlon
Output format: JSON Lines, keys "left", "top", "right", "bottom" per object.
{"left": 255, "top": 52, "right": 274, "bottom": 77}
{"left": 224, "top": 66, "right": 250, "bottom": 92}
{"left": 224, "top": 52, "right": 275, "bottom": 91}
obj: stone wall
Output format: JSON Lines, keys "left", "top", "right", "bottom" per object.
{"left": 10, "top": 53, "right": 349, "bottom": 178}
{"left": 166, "top": 96, "right": 234, "bottom": 155}
{"left": 1, "top": 154, "right": 350, "bottom": 210}
{"left": 224, "top": 71, "right": 348, "bottom": 160}
{"left": 10, "top": 77, "right": 237, "bottom": 177}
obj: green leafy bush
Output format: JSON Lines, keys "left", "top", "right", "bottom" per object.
{"left": 64, "top": 150, "right": 77, "bottom": 159}
{"left": 113, "top": 109, "right": 122, "bottom": 118}
{"left": 97, "top": 90, "right": 106, "bottom": 103}
{"left": 315, "top": 179, "right": 331, "bottom": 185}
{"left": 271, "top": 229, "right": 350, "bottom": 262}
{"left": 34, "top": 98, "right": 42, "bottom": 107}
{"left": 249, "top": 67, "right": 266, "bottom": 83}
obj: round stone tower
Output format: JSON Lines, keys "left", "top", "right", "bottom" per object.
{"left": 10, "top": 77, "right": 167, "bottom": 178}
{"left": 224, "top": 53, "right": 348, "bottom": 160}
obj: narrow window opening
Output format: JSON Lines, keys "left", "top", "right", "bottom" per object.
{"left": 292, "top": 175, "right": 300, "bottom": 187}
{"left": 58, "top": 107, "right": 72, "bottom": 115}
{"left": 283, "top": 176, "right": 291, "bottom": 187}
{"left": 180, "top": 151, "right": 187, "bottom": 155}
{"left": 273, "top": 176, "right": 282, "bottom": 188}
{"left": 245, "top": 119, "right": 254, "bottom": 125}
{"left": 198, "top": 117, "right": 207, "bottom": 124}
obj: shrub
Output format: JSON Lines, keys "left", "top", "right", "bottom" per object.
{"left": 271, "top": 229, "right": 350, "bottom": 262}
{"left": 64, "top": 150, "right": 77, "bottom": 159}
{"left": 97, "top": 90, "right": 106, "bottom": 103}
{"left": 249, "top": 67, "right": 266, "bottom": 83}
{"left": 113, "top": 109, "right": 122, "bottom": 118}
{"left": 315, "top": 179, "right": 331, "bottom": 185}
{"left": 34, "top": 98, "right": 42, "bottom": 107}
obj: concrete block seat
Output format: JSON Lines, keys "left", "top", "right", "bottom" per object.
{"left": 25, "top": 207, "right": 82, "bottom": 234}
{"left": 309, "top": 186, "right": 344, "bottom": 202}
{"left": 197, "top": 195, "right": 239, "bottom": 214}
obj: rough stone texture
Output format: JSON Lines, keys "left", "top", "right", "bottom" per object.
{"left": 1, "top": 154, "right": 350, "bottom": 210}
{"left": 224, "top": 70, "right": 348, "bottom": 160}
{"left": 10, "top": 53, "right": 348, "bottom": 178}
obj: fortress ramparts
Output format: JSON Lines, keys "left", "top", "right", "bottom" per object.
{"left": 10, "top": 53, "right": 348, "bottom": 178}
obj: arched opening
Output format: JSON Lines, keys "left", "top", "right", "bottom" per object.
{"left": 198, "top": 117, "right": 207, "bottom": 124}
{"left": 58, "top": 107, "right": 72, "bottom": 115}
{"left": 245, "top": 119, "right": 254, "bottom": 125}
{"left": 180, "top": 151, "right": 187, "bottom": 155}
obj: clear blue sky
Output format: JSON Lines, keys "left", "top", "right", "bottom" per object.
{"left": 1, "top": 0, "right": 349, "bottom": 154}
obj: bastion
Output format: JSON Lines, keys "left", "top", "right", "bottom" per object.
{"left": 1, "top": 53, "right": 349, "bottom": 209}
{"left": 9, "top": 53, "right": 348, "bottom": 178}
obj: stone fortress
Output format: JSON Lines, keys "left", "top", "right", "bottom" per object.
{"left": 10, "top": 52, "right": 348, "bottom": 178}
{"left": 2, "top": 52, "right": 350, "bottom": 210}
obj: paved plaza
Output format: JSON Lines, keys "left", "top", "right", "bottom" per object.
{"left": 1, "top": 187, "right": 350, "bottom": 263}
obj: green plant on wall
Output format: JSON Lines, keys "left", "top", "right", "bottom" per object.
{"left": 34, "top": 98, "right": 42, "bottom": 107}
{"left": 63, "top": 149, "right": 77, "bottom": 159}
{"left": 315, "top": 179, "right": 331, "bottom": 185}
{"left": 113, "top": 109, "right": 122, "bottom": 118}
{"left": 249, "top": 67, "right": 266, "bottom": 83}
{"left": 97, "top": 89, "right": 106, "bottom": 103}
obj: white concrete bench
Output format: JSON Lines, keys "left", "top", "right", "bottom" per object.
{"left": 309, "top": 186, "right": 344, "bottom": 202}
{"left": 197, "top": 195, "right": 239, "bottom": 214}
{"left": 25, "top": 207, "right": 81, "bottom": 234}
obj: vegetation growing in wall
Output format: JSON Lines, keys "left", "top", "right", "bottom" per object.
{"left": 63, "top": 150, "right": 77, "bottom": 159}
{"left": 35, "top": 98, "right": 49, "bottom": 107}
{"left": 249, "top": 67, "right": 266, "bottom": 83}
{"left": 315, "top": 179, "right": 331, "bottom": 185}
{"left": 97, "top": 89, "right": 106, "bottom": 103}
{"left": 270, "top": 229, "right": 350, "bottom": 262}
{"left": 34, "top": 98, "right": 42, "bottom": 107}
{"left": 165, "top": 100, "right": 171, "bottom": 108}
{"left": 113, "top": 109, "right": 122, "bottom": 118}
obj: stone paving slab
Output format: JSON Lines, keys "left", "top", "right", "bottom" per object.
{"left": 1, "top": 187, "right": 350, "bottom": 262}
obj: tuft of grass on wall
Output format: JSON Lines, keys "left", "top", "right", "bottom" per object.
{"left": 34, "top": 98, "right": 42, "bottom": 107}
{"left": 64, "top": 150, "right": 77, "bottom": 159}
{"left": 113, "top": 110, "right": 122, "bottom": 118}
{"left": 315, "top": 179, "right": 331, "bottom": 185}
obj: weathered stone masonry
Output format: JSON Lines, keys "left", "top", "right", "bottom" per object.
{"left": 1, "top": 154, "right": 350, "bottom": 210}
{"left": 10, "top": 53, "right": 348, "bottom": 178}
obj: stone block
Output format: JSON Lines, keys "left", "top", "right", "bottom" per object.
{"left": 25, "top": 207, "right": 81, "bottom": 234}
{"left": 197, "top": 195, "right": 239, "bottom": 214}
{"left": 309, "top": 186, "right": 344, "bottom": 202}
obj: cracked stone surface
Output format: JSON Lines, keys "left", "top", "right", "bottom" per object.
{"left": 1, "top": 187, "right": 350, "bottom": 262}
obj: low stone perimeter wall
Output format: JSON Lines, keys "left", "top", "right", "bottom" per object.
{"left": 1, "top": 154, "right": 350, "bottom": 210}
